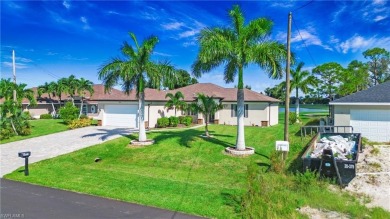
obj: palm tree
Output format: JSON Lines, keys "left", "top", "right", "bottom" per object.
{"left": 62, "top": 75, "right": 80, "bottom": 105}
{"left": 165, "top": 91, "right": 186, "bottom": 116}
{"left": 192, "top": 5, "right": 287, "bottom": 150}
{"left": 38, "top": 81, "right": 57, "bottom": 114}
{"left": 56, "top": 78, "right": 68, "bottom": 106}
{"left": 98, "top": 32, "right": 173, "bottom": 142}
{"left": 190, "top": 93, "right": 223, "bottom": 137}
{"left": 77, "top": 78, "right": 94, "bottom": 118}
{"left": 289, "top": 62, "right": 318, "bottom": 117}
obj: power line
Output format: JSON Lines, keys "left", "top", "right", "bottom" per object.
{"left": 293, "top": 0, "right": 314, "bottom": 12}
{"left": 291, "top": 16, "right": 318, "bottom": 68}
{"left": 2, "top": 49, "right": 62, "bottom": 80}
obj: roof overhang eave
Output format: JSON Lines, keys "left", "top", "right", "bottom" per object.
{"left": 329, "top": 102, "right": 390, "bottom": 106}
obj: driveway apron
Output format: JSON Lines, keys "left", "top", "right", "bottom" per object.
{"left": 0, "top": 126, "right": 135, "bottom": 177}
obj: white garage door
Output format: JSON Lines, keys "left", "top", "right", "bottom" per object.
{"left": 104, "top": 105, "right": 138, "bottom": 128}
{"left": 351, "top": 109, "right": 390, "bottom": 142}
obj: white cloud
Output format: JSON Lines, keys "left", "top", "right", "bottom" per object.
{"left": 46, "top": 52, "right": 58, "bottom": 56}
{"left": 290, "top": 28, "right": 332, "bottom": 51}
{"left": 374, "top": 15, "right": 387, "bottom": 22}
{"left": 6, "top": 2, "right": 21, "bottom": 9}
{"left": 80, "top": 16, "right": 90, "bottom": 30}
{"left": 63, "top": 55, "right": 88, "bottom": 61}
{"left": 161, "top": 22, "right": 184, "bottom": 30}
{"left": 153, "top": 52, "right": 172, "bottom": 57}
{"left": 183, "top": 41, "right": 196, "bottom": 47}
{"left": 179, "top": 30, "right": 198, "bottom": 38}
{"left": 63, "top": 1, "right": 70, "bottom": 9}
{"left": 270, "top": 2, "right": 294, "bottom": 8}
{"left": 338, "top": 35, "right": 390, "bottom": 54}
{"left": 2, "top": 62, "right": 28, "bottom": 69}
{"left": 373, "top": 0, "right": 386, "bottom": 5}
{"left": 48, "top": 10, "right": 69, "bottom": 24}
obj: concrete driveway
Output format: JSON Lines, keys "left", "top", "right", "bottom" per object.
{"left": 0, "top": 126, "right": 135, "bottom": 177}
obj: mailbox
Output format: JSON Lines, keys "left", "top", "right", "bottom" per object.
{"left": 18, "top": 151, "right": 31, "bottom": 176}
{"left": 18, "top": 151, "right": 31, "bottom": 158}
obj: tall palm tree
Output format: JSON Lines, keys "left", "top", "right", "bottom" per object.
{"left": 77, "top": 78, "right": 94, "bottom": 118}
{"left": 38, "top": 81, "right": 57, "bottom": 114}
{"left": 190, "top": 93, "right": 223, "bottom": 137}
{"left": 56, "top": 78, "right": 68, "bottom": 106}
{"left": 98, "top": 32, "right": 173, "bottom": 142}
{"left": 165, "top": 91, "right": 186, "bottom": 116}
{"left": 192, "top": 5, "right": 287, "bottom": 150}
{"left": 289, "top": 62, "right": 318, "bottom": 117}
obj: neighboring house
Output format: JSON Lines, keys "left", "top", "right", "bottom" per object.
{"left": 329, "top": 81, "right": 390, "bottom": 142}
{"left": 23, "top": 83, "right": 281, "bottom": 128}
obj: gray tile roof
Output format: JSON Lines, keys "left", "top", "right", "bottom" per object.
{"left": 330, "top": 81, "right": 390, "bottom": 104}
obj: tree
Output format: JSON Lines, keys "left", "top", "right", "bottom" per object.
{"left": 338, "top": 60, "right": 369, "bottom": 96}
{"left": 165, "top": 91, "right": 186, "bottom": 116}
{"left": 62, "top": 75, "right": 80, "bottom": 105}
{"left": 98, "top": 32, "right": 173, "bottom": 142}
{"left": 363, "top": 47, "right": 390, "bottom": 86}
{"left": 38, "top": 81, "right": 57, "bottom": 114}
{"left": 312, "top": 62, "right": 344, "bottom": 101}
{"left": 190, "top": 93, "right": 223, "bottom": 137}
{"left": 289, "top": 62, "right": 318, "bottom": 116}
{"left": 147, "top": 68, "right": 197, "bottom": 89}
{"left": 77, "top": 78, "right": 94, "bottom": 118}
{"left": 0, "top": 79, "right": 35, "bottom": 136}
{"left": 264, "top": 83, "right": 285, "bottom": 101}
{"left": 192, "top": 5, "right": 287, "bottom": 150}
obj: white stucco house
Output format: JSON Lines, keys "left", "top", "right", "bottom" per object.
{"left": 329, "top": 81, "right": 390, "bottom": 142}
{"left": 22, "top": 83, "right": 281, "bottom": 128}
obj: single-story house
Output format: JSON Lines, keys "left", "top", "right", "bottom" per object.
{"left": 23, "top": 83, "right": 281, "bottom": 128}
{"left": 329, "top": 81, "right": 390, "bottom": 142}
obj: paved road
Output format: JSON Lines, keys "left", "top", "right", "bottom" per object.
{"left": 0, "top": 126, "right": 135, "bottom": 177}
{"left": 0, "top": 179, "right": 204, "bottom": 219}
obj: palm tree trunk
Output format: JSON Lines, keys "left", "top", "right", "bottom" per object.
{"left": 10, "top": 118, "right": 18, "bottom": 135}
{"left": 138, "top": 92, "right": 147, "bottom": 142}
{"left": 78, "top": 99, "right": 83, "bottom": 119}
{"left": 236, "top": 66, "right": 245, "bottom": 150}
{"left": 295, "top": 87, "right": 299, "bottom": 118}
{"left": 204, "top": 114, "right": 209, "bottom": 137}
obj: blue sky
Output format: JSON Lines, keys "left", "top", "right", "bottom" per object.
{"left": 1, "top": 0, "right": 389, "bottom": 93}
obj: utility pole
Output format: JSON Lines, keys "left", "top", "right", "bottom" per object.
{"left": 12, "top": 50, "right": 17, "bottom": 102}
{"left": 284, "top": 12, "right": 292, "bottom": 141}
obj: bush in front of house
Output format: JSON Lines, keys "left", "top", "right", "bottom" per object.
{"left": 169, "top": 116, "right": 179, "bottom": 127}
{"left": 40, "top": 114, "right": 53, "bottom": 119}
{"left": 0, "top": 126, "right": 14, "bottom": 140}
{"left": 157, "top": 117, "right": 169, "bottom": 128}
{"left": 67, "top": 118, "right": 92, "bottom": 129}
{"left": 183, "top": 116, "right": 193, "bottom": 126}
{"left": 178, "top": 116, "right": 185, "bottom": 124}
{"left": 80, "top": 114, "right": 89, "bottom": 119}
{"left": 59, "top": 102, "right": 79, "bottom": 124}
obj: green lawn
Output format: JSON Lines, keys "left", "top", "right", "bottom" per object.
{"left": 5, "top": 115, "right": 389, "bottom": 218}
{"left": 1, "top": 119, "right": 68, "bottom": 144}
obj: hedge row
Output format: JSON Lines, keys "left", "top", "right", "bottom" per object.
{"left": 157, "top": 116, "right": 193, "bottom": 128}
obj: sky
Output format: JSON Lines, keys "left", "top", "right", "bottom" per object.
{"left": 1, "top": 0, "right": 390, "bottom": 93}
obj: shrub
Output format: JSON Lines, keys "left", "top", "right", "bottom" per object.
{"left": 40, "top": 114, "right": 53, "bottom": 119}
{"left": 0, "top": 127, "right": 14, "bottom": 140}
{"left": 288, "top": 112, "right": 299, "bottom": 125}
{"left": 68, "top": 118, "right": 92, "bottom": 129}
{"left": 59, "top": 102, "right": 79, "bottom": 124}
{"left": 269, "top": 150, "right": 285, "bottom": 173}
{"left": 80, "top": 114, "right": 89, "bottom": 119}
{"left": 157, "top": 117, "right": 169, "bottom": 128}
{"left": 22, "top": 111, "right": 33, "bottom": 120}
{"left": 169, "top": 116, "right": 179, "bottom": 127}
{"left": 178, "top": 116, "right": 185, "bottom": 124}
{"left": 19, "top": 126, "right": 32, "bottom": 136}
{"left": 183, "top": 116, "right": 193, "bottom": 126}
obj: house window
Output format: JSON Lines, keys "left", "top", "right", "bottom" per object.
{"left": 231, "top": 104, "right": 248, "bottom": 118}
{"left": 187, "top": 109, "right": 196, "bottom": 116}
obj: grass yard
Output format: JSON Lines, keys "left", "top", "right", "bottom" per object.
{"left": 1, "top": 119, "right": 68, "bottom": 144}
{"left": 5, "top": 114, "right": 389, "bottom": 218}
